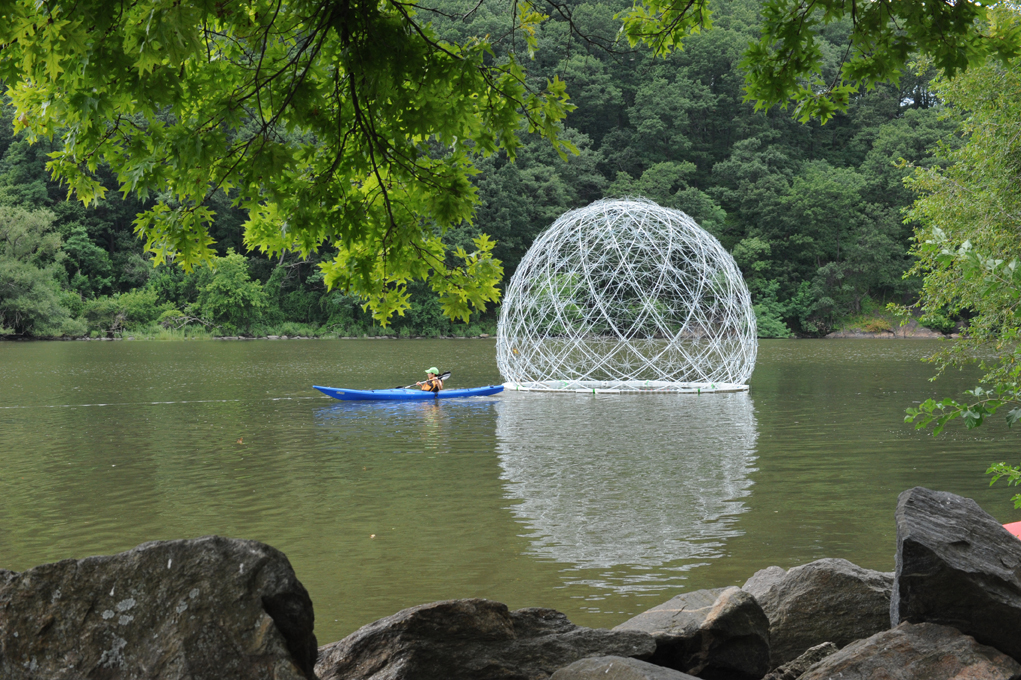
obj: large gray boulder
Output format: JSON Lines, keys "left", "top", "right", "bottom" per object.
{"left": 550, "top": 656, "right": 700, "bottom": 679}
{"left": 740, "top": 566, "right": 785, "bottom": 613}
{"left": 742, "top": 558, "right": 892, "bottom": 667}
{"left": 799, "top": 622, "right": 1021, "bottom": 680}
{"left": 315, "top": 598, "right": 655, "bottom": 680}
{"left": 892, "top": 486, "right": 1021, "bottom": 663}
{"left": 613, "top": 586, "right": 770, "bottom": 680}
{"left": 0, "top": 536, "right": 317, "bottom": 679}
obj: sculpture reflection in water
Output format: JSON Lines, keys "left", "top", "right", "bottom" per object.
{"left": 496, "top": 391, "right": 757, "bottom": 593}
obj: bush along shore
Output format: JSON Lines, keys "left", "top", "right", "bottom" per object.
{"left": 2, "top": 486, "right": 1018, "bottom": 680}
{"left": 0, "top": 331, "right": 497, "bottom": 342}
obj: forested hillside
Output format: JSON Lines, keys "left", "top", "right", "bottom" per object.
{"left": 0, "top": 0, "right": 957, "bottom": 339}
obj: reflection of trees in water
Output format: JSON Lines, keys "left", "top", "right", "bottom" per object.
{"left": 496, "top": 391, "right": 757, "bottom": 591}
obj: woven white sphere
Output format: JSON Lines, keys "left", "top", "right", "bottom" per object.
{"left": 496, "top": 198, "right": 757, "bottom": 392}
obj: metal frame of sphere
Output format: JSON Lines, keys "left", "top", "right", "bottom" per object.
{"left": 496, "top": 198, "right": 757, "bottom": 393}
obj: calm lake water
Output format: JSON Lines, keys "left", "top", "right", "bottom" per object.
{"left": 2, "top": 338, "right": 1020, "bottom": 644}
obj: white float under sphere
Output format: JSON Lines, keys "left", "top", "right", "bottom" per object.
{"left": 496, "top": 198, "right": 757, "bottom": 392}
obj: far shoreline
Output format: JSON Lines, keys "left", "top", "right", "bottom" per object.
{"left": 0, "top": 332, "right": 955, "bottom": 342}
{"left": 0, "top": 333, "right": 498, "bottom": 342}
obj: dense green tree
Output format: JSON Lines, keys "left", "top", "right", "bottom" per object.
{"left": 81, "top": 288, "right": 175, "bottom": 335}
{"left": 856, "top": 107, "right": 955, "bottom": 208}
{"left": 194, "top": 250, "right": 270, "bottom": 333}
{"left": 558, "top": 56, "right": 626, "bottom": 145}
{"left": 61, "top": 223, "right": 114, "bottom": 298}
{"left": 608, "top": 162, "right": 727, "bottom": 236}
{"left": 748, "top": 279, "right": 793, "bottom": 338}
{"left": 0, "top": 135, "right": 56, "bottom": 207}
{"left": 904, "top": 53, "right": 1021, "bottom": 438}
{"left": 894, "top": 45, "right": 1021, "bottom": 508}
{"left": 0, "top": 206, "right": 82, "bottom": 335}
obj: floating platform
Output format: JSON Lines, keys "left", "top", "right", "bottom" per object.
{"left": 501, "top": 380, "right": 749, "bottom": 394}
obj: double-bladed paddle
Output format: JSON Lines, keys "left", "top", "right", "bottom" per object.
{"left": 397, "top": 371, "right": 450, "bottom": 389}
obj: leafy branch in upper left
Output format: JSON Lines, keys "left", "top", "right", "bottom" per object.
{"left": 0, "top": 0, "right": 576, "bottom": 325}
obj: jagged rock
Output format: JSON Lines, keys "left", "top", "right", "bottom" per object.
{"left": 741, "top": 566, "right": 785, "bottom": 614}
{"left": 762, "top": 642, "right": 838, "bottom": 680}
{"left": 742, "top": 558, "right": 892, "bottom": 667}
{"left": 799, "top": 622, "right": 1021, "bottom": 680}
{"left": 613, "top": 586, "right": 769, "bottom": 680}
{"left": 0, "top": 536, "right": 317, "bottom": 680}
{"left": 892, "top": 486, "right": 1021, "bottom": 662}
{"left": 550, "top": 655, "right": 700, "bottom": 679}
{"left": 315, "top": 598, "right": 655, "bottom": 680}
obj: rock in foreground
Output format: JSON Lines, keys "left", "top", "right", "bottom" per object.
{"left": 315, "top": 598, "right": 656, "bottom": 680}
{"left": 0, "top": 536, "right": 317, "bottom": 679}
{"left": 550, "top": 656, "right": 700, "bottom": 679}
{"left": 743, "top": 558, "right": 892, "bottom": 667}
{"left": 892, "top": 486, "right": 1021, "bottom": 662}
{"left": 799, "top": 622, "right": 1021, "bottom": 680}
{"left": 740, "top": 566, "right": 785, "bottom": 612}
{"left": 761, "top": 642, "right": 837, "bottom": 680}
{"left": 613, "top": 586, "right": 769, "bottom": 680}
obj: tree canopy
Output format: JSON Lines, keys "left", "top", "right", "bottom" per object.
{"left": 633, "top": 0, "right": 1021, "bottom": 122}
{"left": 0, "top": 0, "right": 576, "bottom": 323}
{"left": 1, "top": 0, "right": 1018, "bottom": 325}
{"left": 902, "top": 46, "right": 1021, "bottom": 430}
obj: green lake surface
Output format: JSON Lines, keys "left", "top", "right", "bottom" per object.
{"left": 2, "top": 338, "right": 1020, "bottom": 644}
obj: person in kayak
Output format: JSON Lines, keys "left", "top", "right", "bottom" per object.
{"left": 417, "top": 368, "right": 444, "bottom": 392}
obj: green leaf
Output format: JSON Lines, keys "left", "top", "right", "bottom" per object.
{"left": 1007, "top": 408, "right": 1021, "bottom": 427}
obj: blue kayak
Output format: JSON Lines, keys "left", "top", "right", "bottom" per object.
{"left": 314, "top": 385, "right": 504, "bottom": 401}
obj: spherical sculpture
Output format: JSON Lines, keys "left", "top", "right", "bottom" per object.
{"left": 496, "top": 198, "right": 757, "bottom": 392}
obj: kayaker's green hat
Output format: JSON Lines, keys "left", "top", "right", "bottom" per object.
{"left": 425, "top": 367, "right": 439, "bottom": 374}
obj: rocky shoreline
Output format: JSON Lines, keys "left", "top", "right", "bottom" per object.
{"left": 824, "top": 318, "right": 953, "bottom": 339}
{"left": 2, "top": 486, "right": 1019, "bottom": 679}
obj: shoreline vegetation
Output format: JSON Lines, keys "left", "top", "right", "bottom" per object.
{"left": 0, "top": 301, "right": 956, "bottom": 342}
{"left": 1, "top": 331, "right": 497, "bottom": 341}
{"left": 0, "top": 323, "right": 954, "bottom": 342}
{"left": 0, "top": 324, "right": 498, "bottom": 341}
